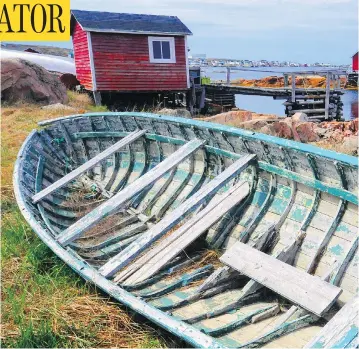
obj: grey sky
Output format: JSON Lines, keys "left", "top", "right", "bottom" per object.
{"left": 12, "top": 0, "right": 359, "bottom": 64}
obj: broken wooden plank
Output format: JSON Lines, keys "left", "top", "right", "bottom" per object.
{"left": 100, "top": 153, "right": 256, "bottom": 278}
{"left": 220, "top": 241, "right": 342, "bottom": 316}
{"left": 57, "top": 139, "right": 204, "bottom": 246}
{"left": 124, "top": 180, "right": 250, "bottom": 285}
{"left": 304, "top": 296, "right": 358, "bottom": 348}
{"left": 32, "top": 129, "right": 147, "bottom": 204}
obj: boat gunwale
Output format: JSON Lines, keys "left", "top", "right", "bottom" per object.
{"left": 12, "top": 129, "right": 227, "bottom": 349}
{"left": 38, "top": 112, "right": 359, "bottom": 169}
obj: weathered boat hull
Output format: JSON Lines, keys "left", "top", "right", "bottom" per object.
{"left": 14, "top": 112, "right": 358, "bottom": 348}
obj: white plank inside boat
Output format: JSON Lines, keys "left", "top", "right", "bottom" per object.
{"left": 304, "top": 296, "right": 358, "bottom": 348}
{"left": 220, "top": 241, "right": 342, "bottom": 316}
{"left": 123, "top": 180, "right": 250, "bottom": 285}
{"left": 57, "top": 139, "right": 205, "bottom": 246}
{"left": 32, "top": 129, "right": 147, "bottom": 204}
{"left": 100, "top": 153, "right": 256, "bottom": 278}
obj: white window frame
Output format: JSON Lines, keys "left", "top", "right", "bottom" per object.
{"left": 148, "top": 36, "right": 176, "bottom": 63}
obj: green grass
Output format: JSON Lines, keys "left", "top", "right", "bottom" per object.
{"left": 1, "top": 97, "right": 170, "bottom": 348}
{"left": 2, "top": 207, "right": 169, "bottom": 348}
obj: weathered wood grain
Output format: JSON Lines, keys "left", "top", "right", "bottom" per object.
{"left": 220, "top": 241, "right": 342, "bottom": 316}
{"left": 57, "top": 139, "right": 204, "bottom": 246}
{"left": 124, "top": 180, "right": 250, "bottom": 285}
{"left": 304, "top": 296, "right": 358, "bottom": 348}
{"left": 100, "top": 154, "right": 256, "bottom": 278}
{"left": 32, "top": 130, "right": 146, "bottom": 204}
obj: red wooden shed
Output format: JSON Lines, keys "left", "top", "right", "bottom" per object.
{"left": 352, "top": 52, "right": 358, "bottom": 72}
{"left": 70, "top": 10, "right": 192, "bottom": 104}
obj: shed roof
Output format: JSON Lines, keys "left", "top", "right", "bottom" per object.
{"left": 71, "top": 10, "right": 192, "bottom": 36}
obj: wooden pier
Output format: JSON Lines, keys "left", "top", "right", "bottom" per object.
{"left": 206, "top": 69, "right": 346, "bottom": 121}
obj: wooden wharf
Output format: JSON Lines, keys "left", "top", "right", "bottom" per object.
{"left": 206, "top": 69, "right": 347, "bottom": 121}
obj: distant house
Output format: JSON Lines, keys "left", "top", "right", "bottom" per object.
{"left": 70, "top": 9, "right": 192, "bottom": 104}
{"left": 352, "top": 52, "right": 358, "bottom": 72}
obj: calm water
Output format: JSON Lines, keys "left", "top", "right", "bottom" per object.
{"left": 202, "top": 67, "right": 358, "bottom": 120}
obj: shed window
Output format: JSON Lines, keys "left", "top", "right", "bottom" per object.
{"left": 148, "top": 37, "right": 176, "bottom": 63}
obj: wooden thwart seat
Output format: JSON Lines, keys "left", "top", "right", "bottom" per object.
{"left": 57, "top": 139, "right": 205, "bottom": 246}
{"left": 32, "top": 129, "right": 147, "bottom": 204}
{"left": 99, "top": 153, "right": 256, "bottom": 278}
{"left": 220, "top": 241, "right": 342, "bottom": 316}
{"left": 120, "top": 180, "right": 250, "bottom": 286}
{"left": 304, "top": 296, "right": 358, "bottom": 348}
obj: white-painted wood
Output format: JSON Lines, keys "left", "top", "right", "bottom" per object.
{"left": 100, "top": 154, "right": 256, "bottom": 278}
{"left": 185, "top": 36, "right": 190, "bottom": 88}
{"left": 32, "top": 130, "right": 147, "bottom": 204}
{"left": 304, "top": 296, "right": 358, "bottom": 348}
{"left": 57, "top": 139, "right": 204, "bottom": 246}
{"left": 274, "top": 305, "right": 299, "bottom": 327}
{"left": 251, "top": 304, "right": 280, "bottom": 324}
{"left": 148, "top": 36, "right": 176, "bottom": 63}
{"left": 124, "top": 181, "right": 250, "bottom": 285}
{"left": 87, "top": 32, "right": 97, "bottom": 91}
{"left": 220, "top": 242, "right": 342, "bottom": 316}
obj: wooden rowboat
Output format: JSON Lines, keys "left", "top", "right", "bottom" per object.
{"left": 14, "top": 112, "right": 358, "bottom": 348}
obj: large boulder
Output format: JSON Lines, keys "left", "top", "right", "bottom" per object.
{"left": 272, "top": 120, "right": 293, "bottom": 139}
{"left": 296, "top": 122, "right": 319, "bottom": 143}
{"left": 1, "top": 58, "right": 68, "bottom": 104}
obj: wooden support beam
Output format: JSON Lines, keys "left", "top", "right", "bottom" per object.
{"left": 32, "top": 130, "right": 147, "bottom": 204}
{"left": 226, "top": 67, "right": 231, "bottom": 85}
{"left": 284, "top": 74, "right": 289, "bottom": 88}
{"left": 325, "top": 72, "right": 331, "bottom": 119}
{"left": 291, "top": 74, "right": 296, "bottom": 103}
{"left": 123, "top": 180, "right": 250, "bottom": 286}
{"left": 220, "top": 242, "right": 342, "bottom": 316}
{"left": 57, "top": 139, "right": 205, "bottom": 246}
{"left": 100, "top": 154, "right": 256, "bottom": 278}
{"left": 304, "top": 296, "right": 358, "bottom": 348}
{"left": 93, "top": 91, "right": 102, "bottom": 106}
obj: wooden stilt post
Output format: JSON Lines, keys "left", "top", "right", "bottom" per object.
{"left": 226, "top": 67, "right": 231, "bottom": 85}
{"left": 284, "top": 74, "right": 289, "bottom": 88}
{"left": 291, "top": 74, "right": 296, "bottom": 103}
{"left": 93, "top": 91, "right": 102, "bottom": 106}
{"left": 325, "top": 72, "right": 331, "bottom": 120}
{"left": 337, "top": 74, "right": 341, "bottom": 89}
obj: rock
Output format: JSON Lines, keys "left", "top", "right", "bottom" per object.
{"left": 238, "top": 119, "right": 268, "bottom": 131}
{"left": 203, "top": 110, "right": 252, "bottom": 126}
{"left": 342, "top": 136, "right": 358, "bottom": 155}
{"left": 158, "top": 108, "right": 192, "bottom": 118}
{"left": 259, "top": 125, "right": 276, "bottom": 136}
{"left": 320, "top": 121, "right": 345, "bottom": 131}
{"left": 330, "top": 129, "right": 345, "bottom": 142}
{"left": 313, "top": 126, "right": 329, "bottom": 138}
{"left": 41, "top": 103, "right": 77, "bottom": 111}
{"left": 272, "top": 121, "right": 293, "bottom": 139}
{"left": 251, "top": 113, "right": 279, "bottom": 121}
{"left": 1, "top": 58, "right": 68, "bottom": 104}
{"left": 343, "top": 130, "right": 353, "bottom": 137}
{"left": 60, "top": 73, "right": 80, "bottom": 90}
{"left": 291, "top": 112, "right": 308, "bottom": 123}
{"left": 349, "top": 118, "right": 358, "bottom": 133}
{"left": 296, "top": 122, "right": 319, "bottom": 143}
